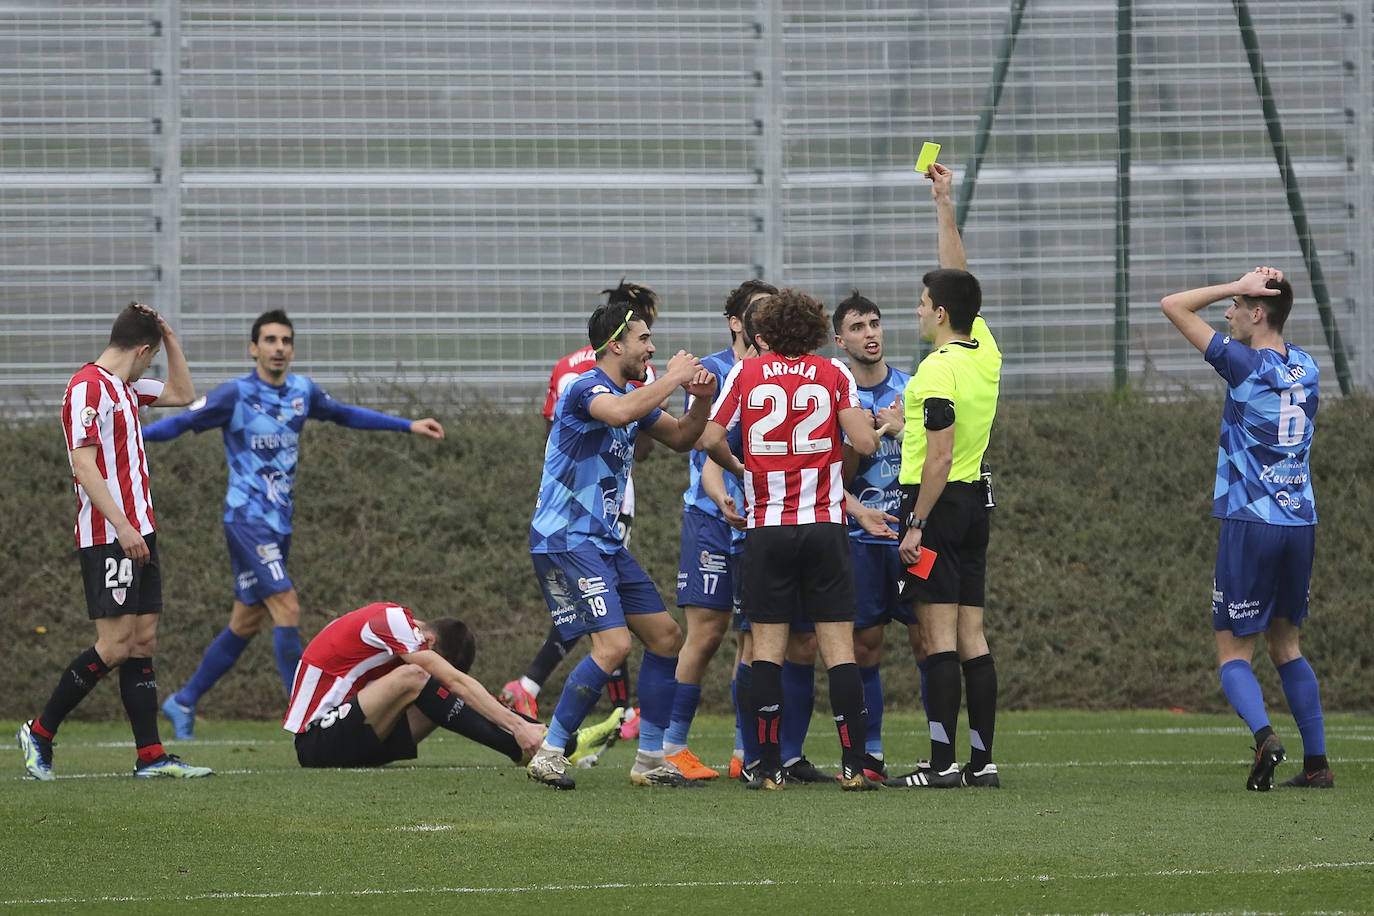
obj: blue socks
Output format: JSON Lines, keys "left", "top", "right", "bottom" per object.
{"left": 273, "top": 626, "right": 303, "bottom": 695}
{"left": 1277, "top": 656, "right": 1326, "bottom": 756}
{"left": 637, "top": 651, "right": 678, "bottom": 754}
{"left": 860, "top": 664, "right": 883, "bottom": 756}
{"left": 779, "top": 660, "right": 814, "bottom": 766}
{"left": 175, "top": 627, "right": 250, "bottom": 708}
{"left": 665, "top": 682, "right": 702, "bottom": 749}
{"left": 1219, "top": 659, "right": 1270, "bottom": 734}
{"left": 546, "top": 655, "right": 613, "bottom": 751}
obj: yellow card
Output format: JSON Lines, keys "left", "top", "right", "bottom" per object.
{"left": 915, "top": 141, "right": 941, "bottom": 173}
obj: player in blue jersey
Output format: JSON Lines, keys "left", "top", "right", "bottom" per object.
{"left": 1162, "top": 266, "right": 1331, "bottom": 790}
{"left": 144, "top": 310, "right": 445, "bottom": 739}
{"left": 832, "top": 290, "right": 922, "bottom": 782}
{"left": 662, "top": 279, "right": 775, "bottom": 780}
{"left": 525, "top": 302, "right": 718, "bottom": 789}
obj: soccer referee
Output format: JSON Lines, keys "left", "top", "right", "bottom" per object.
{"left": 887, "top": 162, "right": 1003, "bottom": 789}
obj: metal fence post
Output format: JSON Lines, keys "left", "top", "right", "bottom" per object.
{"left": 151, "top": 0, "right": 182, "bottom": 336}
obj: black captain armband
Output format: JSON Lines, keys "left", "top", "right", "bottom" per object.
{"left": 923, "top": 397, "right": 955, "bottom": 431}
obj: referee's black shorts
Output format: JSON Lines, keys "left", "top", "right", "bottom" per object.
{"left": 897, "top": 481, "right": 989, "bottom": 607}
{"left": 740, "top": 522, "right": 855, "bottom": 625}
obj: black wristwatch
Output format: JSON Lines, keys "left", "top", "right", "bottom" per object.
{"left": 906, "top": 514, "right": 927, "bottom": 530}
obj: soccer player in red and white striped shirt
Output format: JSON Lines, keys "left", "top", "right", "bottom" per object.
{"left": 16, "top": 302, "right": 213, "bottom": 780}
{"left": 699, "top": 289, "right": 885, "bottom": 790}
{"left": 284, "top": 602, "right": 545, "bottom": 768}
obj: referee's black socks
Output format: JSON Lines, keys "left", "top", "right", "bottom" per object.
{"left": 963, "top": 653, "right": 998, "bottom": 770}
{"left": 924, "top": 651, "right": 961, "bottom": 771}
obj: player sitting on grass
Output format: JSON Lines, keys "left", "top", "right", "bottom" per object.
{"left": 283, "top": 602, "right": 621, "bottom": 769}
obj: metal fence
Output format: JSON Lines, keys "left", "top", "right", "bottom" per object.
{"left": 2, "top": 1, "right": 1370, "bottom": 413}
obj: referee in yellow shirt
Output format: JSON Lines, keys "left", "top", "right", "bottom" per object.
{"left": 886, "top": 162, "right": 1003, "bottom": 789}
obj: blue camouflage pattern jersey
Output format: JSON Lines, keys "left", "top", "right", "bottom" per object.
{"left": 1203, "top": 332, "right": 1318, "bottom": 526}
{"left": 142, "top": 372, "right": 411, "bottom": 533}
{"left": 848, "top": 365, "right": 911, "bottom": 543}
{"left": 681, "top": 348, "right": 746, "bottom": 545}
{"left": 530, "top": 367, "right": 663, "bottom": 554}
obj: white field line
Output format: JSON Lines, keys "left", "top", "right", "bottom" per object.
{"left": 2, "top": 860, "right": 1372, "bottom": 909}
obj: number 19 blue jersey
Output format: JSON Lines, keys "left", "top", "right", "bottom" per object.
{"left": 530, "top": 367, "right": 662, "bottom": 554}
{"left": 1204, "top": 333, "right": 1318, "bottom": 526}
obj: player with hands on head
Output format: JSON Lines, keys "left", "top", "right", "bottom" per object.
{"left": 144, "top": 310, "right": 444, "bottom": 741}
{"left": 18, "top": 301, "right": 214, "bottom": 780}
{"left": 1161, "top": 266, "right": 1331, "bottom": 790}
{"left": 887, "top": 160, "right": 1004, "bottom": 790}
{"left": 525, "top": 301, "right": 717, "bottom": 789}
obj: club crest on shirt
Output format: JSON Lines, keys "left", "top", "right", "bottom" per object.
{"left": 292, "top": 397, "right": 305, "bottom": 415}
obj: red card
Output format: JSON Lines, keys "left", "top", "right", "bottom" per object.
{"left": 906, "top": 546, "right": 938, "bottom": 579}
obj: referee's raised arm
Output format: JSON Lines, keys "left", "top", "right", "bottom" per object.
{"left": 925, "top": 162, "right": 968, "bottom": 272}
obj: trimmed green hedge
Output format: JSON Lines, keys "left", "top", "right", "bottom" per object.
{"left": 3, "top": 392, "right": 1370, "bottom": 721}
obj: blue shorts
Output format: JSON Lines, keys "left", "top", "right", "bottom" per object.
{"left": 1212, "top": 519, "right": 1314, "bottom": 637}
{"left": 676, "top": 506, "right": 741, "bottom": 614}
{"left": 224, "top": 521, "right": 293, "bottom": 606}
{"left": 851, "top": 539, "right": 916, "bottom": 629}
{"left": 533, "top": 545, "right": 667, "bottom": 641}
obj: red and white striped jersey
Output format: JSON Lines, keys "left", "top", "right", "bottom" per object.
{"left": 709, "top": 354, "right": 861, "bottom": 528}
{"left": 283, "top": 602, "right": 427, "bottom": 734}
{"left": 61, "top": 363, "right": 164, "bottom": 547}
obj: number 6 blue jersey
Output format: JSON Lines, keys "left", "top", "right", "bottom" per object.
{"left": 1204, "top": 332, "right": 1318, "bottom": 526}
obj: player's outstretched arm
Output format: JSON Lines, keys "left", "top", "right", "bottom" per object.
{"left": 409, "top": 418, "right": 444, "bottom": 439}
{"left": 144, "top": 382, "right": 238, "bottom": 441}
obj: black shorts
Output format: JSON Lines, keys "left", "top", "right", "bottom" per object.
{"left": 897, "top": 482, "right": 989, "bottom": 607}
{"left": 78, "top": 532, "right": 163, "bottom": 620}
{"left": 294, "top": 700, "right": 419, "bottom": 768}
{"left": 740, "top": 522, "right": 855, "bottom": 625}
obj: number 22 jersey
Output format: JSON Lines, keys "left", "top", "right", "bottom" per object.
{"left": 709, "top": 354, "right": 861, "bottom": 529}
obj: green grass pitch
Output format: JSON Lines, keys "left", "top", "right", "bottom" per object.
{"left": 3, "top": 710, "right": 1370, "bottom": 914}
